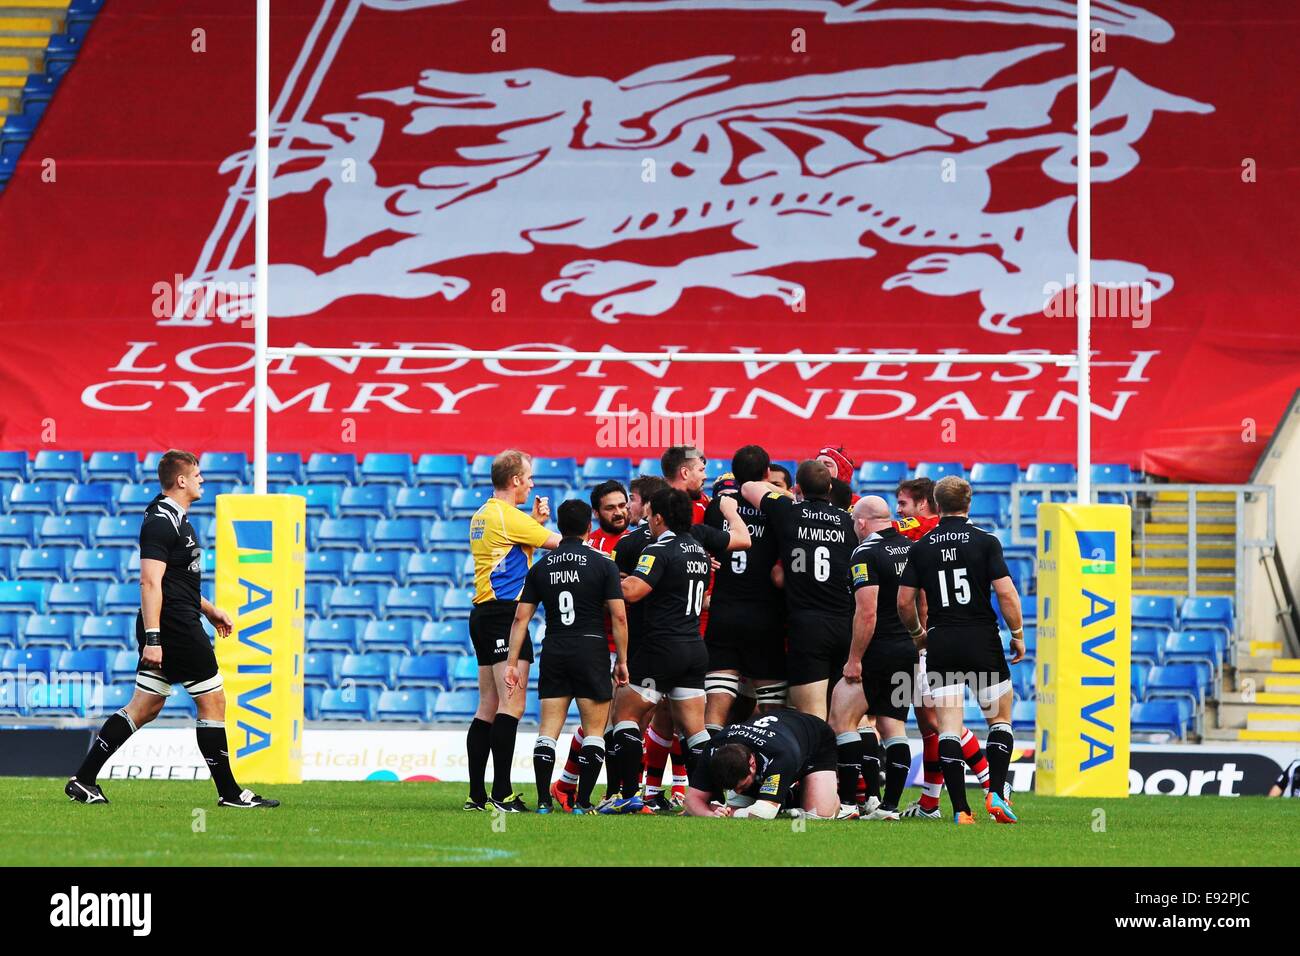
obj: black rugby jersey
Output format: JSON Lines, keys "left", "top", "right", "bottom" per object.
{"left": 692, "top": 711, "right": 828, "bottom": 804}
{"left": 758, "top": 492, "right": 855, "bottom": 616}
{"left": 899, "top": 515, "right": 1010, "bottom": 629}
{"left": 704, "top": 495, "right": 780, "bottom": 611}
{"left": 520, "top": 537, "right": 622, "bottom": 640}
{"left": 630, "top": 528, "right": 729, "bottom": 645}
{"left": 138, "top": 494, "right": 203, "bottom": 629}
{"left": 849, "top": 526, "right": 914, "bottom": 650}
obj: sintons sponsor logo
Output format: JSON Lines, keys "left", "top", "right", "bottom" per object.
{"left": 50, "top": 886, "right": 151, "bottom": 936}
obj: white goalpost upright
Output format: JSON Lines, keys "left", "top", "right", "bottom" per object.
{"left": 248, "top": 2, "right": 1095, "bottom": 496}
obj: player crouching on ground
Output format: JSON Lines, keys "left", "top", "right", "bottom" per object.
{"left": 683, "top": 711, "right": 843, "bottom": 819}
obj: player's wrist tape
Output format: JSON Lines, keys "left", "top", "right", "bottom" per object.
{"left": 909, "top": 626, "right": 923, "bottom": 638}
{"left": 1011, "top": 627, "right": 1024, "bottom": 637}
{"left": 144, "top": 629, "right": 162, "bottom": 647}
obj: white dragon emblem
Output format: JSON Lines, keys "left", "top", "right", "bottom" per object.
{"left": 186, "top": 5, "right": 1211, "bottom": 335}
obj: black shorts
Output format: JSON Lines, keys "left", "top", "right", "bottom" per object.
{"left": 538, "top": 637, "right": 613, "bottom": 702}
{"left": 924, "top": 624, "right": 1011, "bottom": 704}
{"left": 801, "top": 720, "right": 840, "bottom": 776}
{"left": 134, "top": 613, "right": 222, "bottom": 697}
{"left": 861, "top": 641, "right": 918, "bottom": 721}
{"left": 470, "top": 600, "right": 533, "bottom": 667}
{"left": 704, "top": 601, "right": 786, "bottom": 680}
{"left": 628, "top": 640, "right": 708, "bottom": 704}
{"left": 786, "top": 610, "right": 851, "bottom": 687}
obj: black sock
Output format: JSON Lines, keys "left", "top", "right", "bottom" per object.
{"left": 604, "top": 732, "right": 621, "bottom": 797}
{"left": 614, "top": 723, "right": 642, "bottom": 799}
{"left": 196, "top": 721, "right": 242, "bottom": 800}
{"left": 986, "top": 722, "right": 1014, "bottom": 797}
{"left": 882, "top": 739, "right": 912, "bottom": 811}
{"left": 835, "top": 731, "right": 864, "bottom": 805}
{"left": 861, "top": 729, "right": 881, "bottom": 801}
{"left": 489, "top": 713, "right": 520, "bottom": 802}
{"left": 533, "top": 735, "right": 557, "bottom": 807}
{"left": 466, "top": 717, "right": 492, "bottom": 803}
{"left": 576, "top": 737, "right": 606, "bottom": 808}
{"left": 684, "top": 730, "right": 710, "bottom": 780}
{"left": 939, "top": 734, "right": 969, "bottom": 814}
{"left": 76, "top": 709, "right": 136, "bottom": 784}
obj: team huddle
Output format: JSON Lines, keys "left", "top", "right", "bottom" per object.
{"left": 466, "top": 444, "right": 1027, "bottom": 825}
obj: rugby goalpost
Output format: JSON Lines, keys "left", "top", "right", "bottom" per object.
{"left": 247, "top": 0, "right": 1096, "bottom": 501}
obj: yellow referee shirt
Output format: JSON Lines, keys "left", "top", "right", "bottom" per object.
{"left": 469, "top": 497, "right": 552, "bottom": 603}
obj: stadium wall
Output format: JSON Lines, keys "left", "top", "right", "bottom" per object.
{"left": 1248, "top": 390, "right": 1300, "bottom": 650}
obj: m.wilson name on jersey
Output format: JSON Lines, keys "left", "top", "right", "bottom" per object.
{"left": 796, "top": 526, "right": 847, "bottom": 543}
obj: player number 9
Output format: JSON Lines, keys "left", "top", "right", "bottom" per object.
{"left": 558, "top": 590, "right": 575, "bottom": 625}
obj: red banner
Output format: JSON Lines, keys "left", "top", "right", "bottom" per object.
{"left": 1, "top": 0, "right": 1296, "bottom": 481}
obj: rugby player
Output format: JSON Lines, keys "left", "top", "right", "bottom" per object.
{"left": 829, "top": 496, "right": 916, "bottom": 820}
{"left": 465, "top": 450, "right": 561, "bottom": 812}
{"left": 684, "top": 711, "right": 842, "bottom": 819}
{"left": 897, "top": 476, "right": 1024, "bottom": 824}
{"left": 504, "top": 499, "right": 629, "bottom": 813}
{"left": 550, "top": 479, "right": 629, "bottom": 810}
{"left": 66, "top": 450, "right": 276, "bottom": 808}
{"left": 604, "top": 488, "right": 748, "bottom": 813}
{"left": 742, "top": 460, "right": 856, "bottom": 719}
{"left": 894, "top": 476, "right": 993, "bottom": 819}
{"left": 703, "top": 445, "right": 788, "bottom": 732}
{"left": 766, "top": 463, "right": 794, "bottom": 495}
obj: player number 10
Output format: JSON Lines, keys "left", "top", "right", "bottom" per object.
{"left": 685, "top": 580, "right": 706, "bottom": 616}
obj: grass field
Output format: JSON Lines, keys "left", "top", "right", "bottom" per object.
{"left": 2, "top": 778, "right": 1296, "bottom": 866}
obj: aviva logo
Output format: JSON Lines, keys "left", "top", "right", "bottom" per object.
{"left": 1075, "top": 530, "right": 1116, "bottom": 575}
{"left": 233, "top": 520, "right": 274, "bottom": 564}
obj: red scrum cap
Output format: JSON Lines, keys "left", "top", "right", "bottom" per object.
{"left": 816, "top": 445, "right": 854, "bottom": 481}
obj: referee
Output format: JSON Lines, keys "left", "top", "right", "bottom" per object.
{"left": 66, "top": 450, "right": 278, "bottom": 807}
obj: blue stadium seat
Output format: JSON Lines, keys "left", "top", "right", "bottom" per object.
{"left": 142, "top": 452, "right": 165, "bottom": 478}
{"left": 116, "top": 484, "right": 157, "bottom": 513}
{"left": 40, "top": 514, "right": 93, "bottom": 547}
{"left": 429, "top": 519, "right": 472, "bottom": 551}
{"left": 306, "top": 453, "right": 358, "bottom": 485}
{"left": 1131, "top": 626, "right": 1167, "bottom": 668}
{"left": 449, "top": 654, "right": 478, "bottom": 690}
{"left": 190, "top": 514, "right": 213, "bottom": 543}
{"left": 0, "top": 612, "right": 21, "bottom": 649}
{"left": 1091, "top": 463, "right": 1133, "bottom": 484}
{"left": 108, "top": 649, "right": 139, "bottom": 684}
{"left": 304, "top": 685, "right": 323, "bottom": 721}
{"left": 62, "top": 484, "right": 116, "bottom": 516}
{"left": 635, "top": 456, "right": 661, "bottom": 478}
{"left": 10, "top": 482, "right": 65, "bottom": 515}
{"left": 160, "top": 693, "right": 198, "bottom": 720}
{"left": 1178, "top": 597, "right": 1234, "bottom": 638}
{"left": 79, "top": 615, "right": 134, "bottom": 651}
{"left": 1146, "top": 664, "right": 1205, "bottom": 711}
{"left": 916, "top": 462, "right": 964, "bottom": 481}
{"left": 1011, "top": 699, "right": 1036, "bottom": 733}
{"left": 1020, "top": 595, "right": 1037, "bottom": 625}
{"left": 303, "top": 583, "right": 331, "bottom": 619}
{"left": 24, "top": 614, "right": 77, "bottom": 649}
{"left": 376, "top": 689, "right": 435, "bottom": 722}
{"left": 969, "top": 494, "right": 1007, "bottom": 527}
{"left": 27, "top": 679, "right": 98, "bottom": 718}
{"left": 103, "top": 583, "right": 142, "bottom": 615}
{"left": 305, "top": 550, "right": 350, "bottom": 586}
{"left": 0, "top": 544, "right": 11, "bottom": 579}
{"left": 1, "top": 647, "right": 52, "bottom": 682}
{"left": 969, "top": 462, "right": 1019, "bottom": 489}
{"left": 1130, "top": 700, "right": 1184, "bottom": 738}
{"left": 1025, "top": 462, "right": 1076, "bottom": 484}
{"left": 360, "top": 453, "right": 415, "bottom": 486}
{"left": 1010, "top": 664, "right": 1033, "bottom": 700}
{"left": 404, "top": 551, "right": 457, "bottom": 587}
{"left": 704, "top": 458, "right": 729, "bottom": 482}
{"left": 57, "top": 648, "right": 111, "bottom": 682}
{"left": 188, "top": 481, "right": 242, "bottom": 516}
{"left": 199, "top": 452, "right": 248, "bottom": 484}
{"left": 433, "top": 689, "right": 479, "bottom": 723}
{"left": 532, "top": 457, "right": 578, "bottom": 486}
{"left": 384, "top": 585, "right": 443, "bottom": 621}
{"left": 47, "top": 581, "right": 104, "bottom": 615}
{"left": 304, "top": 652, "right": 343, "bottom": 688}
{"left": 285, "top": 484, "right": 341, "bottom": 518}
{"left": 0, "top": 580, "right": 46, "bottom": 614}
{"left": 361, "top": 619, "right": 417, "bottom": 654}
{"left": 339, "top": 485, "right": 393, "bottom": 519}
{"left": 470, "top": 454, "right": 494, "bottom": 483}
{"left": 417, "top": 620, "right": 472, "bottom": 655}
{"left": 1132, "top": 595, "right": 1178, "bottom": 630}
{"left": 372, "top": 518, "right": 424, "bottom": 552}
{"left": 961, "top": 700, "right": 988, "bottom": 733}
{"left": 0, "top": 681, "right": 20, "bottom": 716}
{"left": 1131, "top": 662, "right": 1149, "bottom": 702}
{"left": 340, "top": 652, "right": 397, "bottom": 690}
{"left": 460, "top": 552, "right": 476, "bottom": 586}
{"left": 397, "top": 654, "right": 451, "bottom": 691}
{"left": 0, "top": 451, "right": 27, "bottom": 482}
{"left": 315, "top": 517, "right": 369, "bottom": 552}
{"left": 306, "top": 619, "right": 360, "bottom": 654}
{"left": 529, "top": 485, "right": 568, "bottom": 512}
{"left": 582, "top": 457, "right": 633, "bottom": 485}
{"left": 439, "top": 587, "right": 475, "bottom": 620}
{"left": 350, "top": 551, "right": 405, "bottom": 587}
{"left": 857, "top": 461, "right": 907, "bottom": 490}
{"left": 16, "top": 547, "right": 72, "bottom": 582}
{"left": 327, "top": 584, "right": 385, "bottom": 619}
{"left": 318, "top": 687, "right": 376, "bottom": 721}
{"left": 416, "top": 453, "right": 470, "bottom": 488}
{"left": 449, "top": 486, "right": 491, "bottom": 519}
{"left": 97, "top": 684, "right": 135, "bottom": 714}
{"left": 32, "top": 450, "right": 84, "bottom": 483}
{"left": 1163, "top": 630, "right": 1223, "bottom": 679}
{"left": 266, "top": 452, "right": 304, "bottom": 485}
{"left": 394, "top": 486, "right": 448, "bottom": 520}
{"left": 0, "top": 515, "right": 37, "bottom": 548}
{"left": 520, "top": 696, "right": 541, "bottom": 727}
